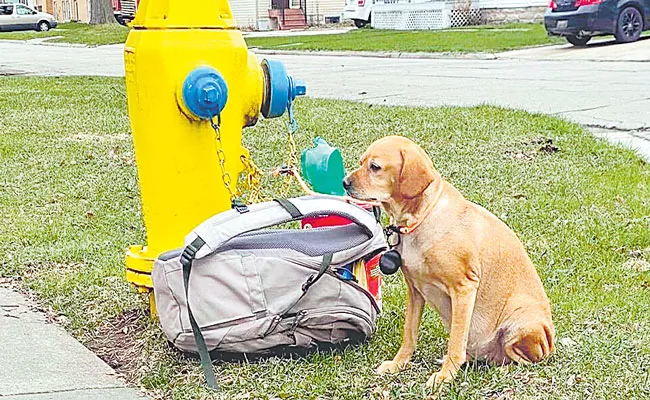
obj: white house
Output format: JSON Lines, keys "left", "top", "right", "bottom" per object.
{"left": 230, "top": 0, "right": 344, "bottom": 30}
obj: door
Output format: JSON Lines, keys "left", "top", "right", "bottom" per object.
{"left": 15, "top": 5, "right": 38, "bottom": 29}
{"left": 271, "top": 0, "right": 290, "bottom": 9}
{"left": 0, "top": 5, "right": 17, "bottom": 31}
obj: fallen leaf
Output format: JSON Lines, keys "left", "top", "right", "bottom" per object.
{"left": 566, "top": 374, "right": 576, "bottom": 386}
{"left": 558, "top": 337, "right": 578, "bottom": 349}
{"left": 629, "top": 250, "right": 643, "bottom": 258}
{"left": 623, "top": 258, "right": 650, "bottom": 272}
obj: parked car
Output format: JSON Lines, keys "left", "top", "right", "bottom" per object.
{"left": 545, "top": 0, "right": 650, "bottom": 46}
{"left": 112, "top": 0, "right": 139, "bottom": 26}
{"left": 343, "top": 0, "right": 372, "bottom": 28}
{"left": 0, "top": 3, "right": 57, "bottom": 32}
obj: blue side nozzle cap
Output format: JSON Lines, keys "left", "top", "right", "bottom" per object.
{"left": 182, "top": 67, "right": 228, "bottom": 120}
{"left": 261, "top": 59, "right": 307, "bottom": 119}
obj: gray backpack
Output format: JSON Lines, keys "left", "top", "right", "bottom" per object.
{"left": 152, "top": 196, "right": 387, "bottom": 389}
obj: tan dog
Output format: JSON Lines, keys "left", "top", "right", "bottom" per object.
{"left": 343, "top": 136, "right": 554, "bottom": 387}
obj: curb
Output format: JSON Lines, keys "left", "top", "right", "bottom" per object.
{"left": 26, "top": 36, "right": 89, "bottom": 48}
{"left": 0, "top": 38, "right": 88, "bottom": 48}
{"left": 250, "top": 48, "right": 499, "bottom": 60}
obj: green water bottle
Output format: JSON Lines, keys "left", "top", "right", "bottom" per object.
{"left": 301, "top": 137, "right": 346, "bottom": 196}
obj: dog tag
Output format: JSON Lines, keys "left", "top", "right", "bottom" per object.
{"left": 379, "top": 250, "right": 402, "bottom": 275}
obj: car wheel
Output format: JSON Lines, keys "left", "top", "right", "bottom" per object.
{"left": 566, "top": 35, "right": 591, "bottom": 46}
{"left": 37, "top": 21, "right": 50, "bottom": 32}
{"left": 354, "top": 19, "right": 368, "bottom": 28}
{"left": 615, "top": 6, "right": 642, "bottom": 43}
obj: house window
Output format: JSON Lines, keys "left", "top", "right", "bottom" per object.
{"left": 63, "top": 0, "right": 71, "bottom": 20}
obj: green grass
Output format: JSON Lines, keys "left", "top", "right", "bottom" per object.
{"left": 0, "top": 22, "right": 560, "bottom": 52}
{"left": 1, "top": 76, "right": 650, "bottom": 399}
{"left": 246, "top": 23, "right": 563, "bottom": 53}
{"left": 0, "top": 22, "right": 128, "bottom": 46}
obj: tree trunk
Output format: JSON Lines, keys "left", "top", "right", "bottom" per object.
{"left": 89, "top": 0, "right": 115, "bottom": 24}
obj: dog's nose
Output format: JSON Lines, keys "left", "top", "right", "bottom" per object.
{"left": 342, "top": 177, "right": 351, "bottom": 190}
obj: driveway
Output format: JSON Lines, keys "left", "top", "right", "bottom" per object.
{"left": 1, "top": 39, "right": 648, "bottom": 157}
{"left": 499, "top": 36, "right": 650, "bottom": 61}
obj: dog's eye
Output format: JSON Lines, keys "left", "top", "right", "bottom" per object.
{"left": 369, "top": 162, "right": 381, "bottom": 172}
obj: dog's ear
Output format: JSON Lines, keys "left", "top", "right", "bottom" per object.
{"left": 399, "top": 145, "right": 435, "bottom": 199}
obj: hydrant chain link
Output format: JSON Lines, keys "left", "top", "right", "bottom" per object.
{"left": 208, "top": 113, "right": 237, "bottom": 204}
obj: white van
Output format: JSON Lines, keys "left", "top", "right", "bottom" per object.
{"left": 342, "top": 0, "right": 372, "bottom": 28}
{"left": 0, "top": 3, "right": 57, "bottom": 32}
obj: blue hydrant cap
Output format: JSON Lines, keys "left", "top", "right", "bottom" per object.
{"left": 261, "top": 59, "right": 307, "bottom": 119}
{"left": 182, "top": 66, "right": 228, "bottom": 120}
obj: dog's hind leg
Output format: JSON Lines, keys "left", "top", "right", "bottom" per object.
{"left": 503, "top": 321, "right": 554, "bottom": 364}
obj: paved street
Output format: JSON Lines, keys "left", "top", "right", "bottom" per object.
{"left": 2, "top": 40, "right": 649, "bottom": 129}
{"left": 1, "top": 39, "right": 649, "bottom": 156}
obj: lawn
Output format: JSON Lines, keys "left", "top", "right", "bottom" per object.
{"left": 1, "top": 76, "right": 649, "bottom": 400}
{"left": 0, "top": 22, "right": 128, "bottom": 46}
{"left": 245, "top": 23, "right": 563, "bottom": 53}
{"left": 0, "top": 22, "right": 561, "bottom": 52}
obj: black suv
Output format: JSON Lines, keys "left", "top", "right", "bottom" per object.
{"left": 545, "top": 0, "right": 650, "bottom": 45}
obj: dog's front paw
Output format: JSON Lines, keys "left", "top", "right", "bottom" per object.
{"left": 425, "top": 369, "right": 455, "bottom": 388}
{"left": 376, "top": 360, "right": 401, "bottom": 375}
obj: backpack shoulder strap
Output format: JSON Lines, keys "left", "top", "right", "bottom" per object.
{"left": 186, "top": 195, "right": 380, "bottom": 260}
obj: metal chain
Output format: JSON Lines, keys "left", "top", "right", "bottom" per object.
{"left": 208, "top": 112, "right": 238, "bottom": 205}
{"left": 206, "top": 103, "right": 303, "bottom": 206}
{"left": 240, "top": 154, "right": 267, "bottom": 204}
{"left": 281, "top": 101, "right": 300, "bottom": 193}
{"left": 286, "top": 100, "right": 299, "bottom": 167}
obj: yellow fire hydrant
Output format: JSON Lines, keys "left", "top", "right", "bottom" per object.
{"left": 123, "top": 0, "right": 306, "bottom": 311}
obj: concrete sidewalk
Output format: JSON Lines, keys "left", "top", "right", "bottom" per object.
{"left": 0, "top": 287, "right": 145, "bottom": 399}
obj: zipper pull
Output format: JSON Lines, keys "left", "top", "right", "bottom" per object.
{"left": 289, "top": 310, "right": 307, "bottom": 334}
{"left": 261, "top": 315, "right": 281, "bottom": 338}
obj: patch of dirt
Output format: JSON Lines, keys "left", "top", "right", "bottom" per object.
{"left": 87, "top": 308, "right": 147, "bottom": 382}
{"left": 506, "top": 137, "right": 560, "bottom": 160}
{"left": 528, "top": 137, "right": 560, "bottom": 154}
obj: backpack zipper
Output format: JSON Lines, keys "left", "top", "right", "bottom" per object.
{"left": 297, "top": 306, "right": 374, "bottom": 330}
{"left": 326, "top": 270, "right": 380, "bottom": 314}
